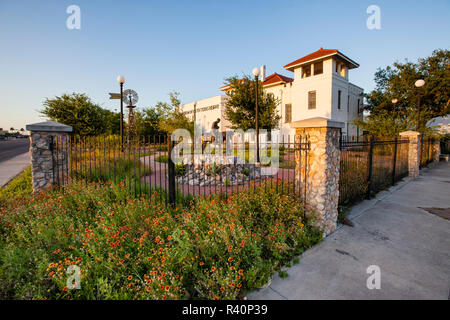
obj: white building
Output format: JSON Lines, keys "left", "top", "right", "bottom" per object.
{"left": 181, "top": 48, "right": 364, "bottom": 140}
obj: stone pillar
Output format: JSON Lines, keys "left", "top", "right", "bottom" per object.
{"left": 399, "top": 131, "right": 421, "bottom": 178}
{"left": 26, "top": 121, "right": 73, "bottom": 193}
{"left": 433, "top": 140, "right": 441, "bottom": 163}
{"left": 291, "top": 118, "right": 344, "bottom": 237}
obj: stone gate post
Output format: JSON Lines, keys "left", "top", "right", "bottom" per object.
{"left": 399, "top": 131, "right": 421, "bottom": 178}
{"left": 433, "top": 139, "right": 441, "bottom": 163}
{"left": 291, "top": 117, "right": 344, "bottom": 237}
{"left": 26, "top": 121, "right": 73, "bottom": 193}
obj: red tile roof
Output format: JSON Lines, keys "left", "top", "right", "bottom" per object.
{"left": 220, "top": 73, "right": 293, "bottom": 91}
{"left": 284, "top": 48, "right": 358, "bottom": 71}
{"left": 263, "top": 73, "right": 293, "bottom": 87}
{"left": 219, "top": 78, "right": 247, "bottom": 91}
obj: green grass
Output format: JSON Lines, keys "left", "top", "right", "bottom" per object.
{"left": 155, "top": 155, "right": 168, "bottom": 163}
{"left": 0, "top": 166, "right": 32, "bottom": 205}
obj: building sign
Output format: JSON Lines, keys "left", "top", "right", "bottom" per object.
{"left": 183, "top": 104, "right": 219, "bottom": 115}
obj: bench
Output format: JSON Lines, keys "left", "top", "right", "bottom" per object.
{"left": 440, "top": 154, "right": 449, "bottom": 162}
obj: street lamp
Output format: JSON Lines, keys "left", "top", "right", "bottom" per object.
{"left": 252, "top": 67, "right": 260, "bottom": 164}
{"left": 117, "top": 75, "right": 126, "bottom": 151}
{"left": 414, "top": 79, "right": 425, "bottom": 131}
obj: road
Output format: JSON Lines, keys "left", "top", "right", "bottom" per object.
{"left": 0, "top": 139, "right": 30, "bottom": 163}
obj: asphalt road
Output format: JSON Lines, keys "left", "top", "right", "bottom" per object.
{"left": 0, "top": 139, "right": 30, "bottom": 163}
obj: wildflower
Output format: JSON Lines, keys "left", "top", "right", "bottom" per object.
{"left": 128, "top": 275, "right": 133, "bottom": 281}
{"left": 238, "top": 270, "right": 244, "bottom": 275}
{"left": 228, "top": 257, "right": 233, "bottom": 262}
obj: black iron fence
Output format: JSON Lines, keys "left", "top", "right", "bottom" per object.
{"left": 339, "top": 136, "right": 410, "bottom": 205}
{"left": 54, "top": 134, "right": 310, "bottom": 207}
{"left": 420, "top": 136, "right": 434, "bottom": 168}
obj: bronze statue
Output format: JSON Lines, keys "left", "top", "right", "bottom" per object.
{"left": 211, "top": 118, "right": 220, "bottom": 130}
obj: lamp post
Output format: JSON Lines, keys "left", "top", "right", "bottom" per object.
{"left": 414, "top": 79, "right": 425, "bottom": 132}
{"left": 117, "top": 75, "right": 126, "bottom": 151}
{"left": 252, "top": 67, "right": 260, "bottom": 164}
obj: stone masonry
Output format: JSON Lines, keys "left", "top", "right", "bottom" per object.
{"left": 26, "top": 121, "right": 72, "bottom": 193}
{"left": 400, "top": 131, "right": 421, "bottom": 178}
{"left": 433, "top": 140, "right": 441, "bottom": 163}
{"left": 292, "top": 118, "right": 343, "bottom": 237}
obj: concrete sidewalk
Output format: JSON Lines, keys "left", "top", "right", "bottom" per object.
{"left": 249, "top": 162, "right": 450, "bottom": 300}
{"left": 0, "top": 152, "right": 30, "bottom": 187}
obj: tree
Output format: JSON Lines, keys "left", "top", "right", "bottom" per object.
{"left": 363, "top": 49, "right": 450, "bottom": 134}
{"left": 354, "top": 113, "right": 411, "bottom": 137}
{"left": 104, "top": 111, "right": 121, "bottom": 135}
{"left": 223, "top": 75, "right": 280, "bottom": 131}
{"left": 41, "top": 93, "right": 111, "bottom": 135}
{"left": 134, "top": 108, "right": 165, "bottom": 137}
{"left": 157, "top": 92, "right": 194, "bottom": 135}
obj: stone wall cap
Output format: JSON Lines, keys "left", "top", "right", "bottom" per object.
{"left": 26, "top": 121, "right": 73, "bottom": 132}
{"left": 399, "top": 131, "right": 421, "bottom": 137}
{"left": 290, "top": 117, "right": 345, "bottom": 129}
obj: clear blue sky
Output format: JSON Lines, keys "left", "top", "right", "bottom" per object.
{"left": 0, "top": 0, "right": 449, "bottom": 131}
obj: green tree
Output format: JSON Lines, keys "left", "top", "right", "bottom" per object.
{"left": 41, "top": 93, "right": 111, "bottom": 136}
{"left": 103, "top": 111, "right": 120, "bottom": 135}
{"left": 363, "top": 49, "right": 450, "bottom": 134}
{"left": 157, "top": 92, "right": 194, "bottom": 135}
{"left": 134, "top": 108, "right": 165, "bottom": 137}
{"left": 223, "top": 75, "right": 280, "bottom": 131}
{"left": 354, "top": 113, "right": 411, "bottom": 137}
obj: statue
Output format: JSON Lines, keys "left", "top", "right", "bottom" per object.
{"left": 211, "top": 118, "right": 220, "bottom": 130}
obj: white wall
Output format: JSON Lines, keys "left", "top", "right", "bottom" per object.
{"left": 181, "top": 95, "right": 230, "bottom": 132}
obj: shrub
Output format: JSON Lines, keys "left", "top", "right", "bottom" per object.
{"left": 0, "top": 181, "right": 321, "bottom": 300}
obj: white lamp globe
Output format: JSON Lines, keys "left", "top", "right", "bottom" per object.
{"left": 415, "top": 79, "right": 425, "bottom": 88}
{"left": 392, "top": 99, "right": 398, "bottom": 104}
{"left": 252, "top": 67, "right": 260, "bottom": 77}
{"left": 117, "top": 75, "right": 126, "bottom": 84}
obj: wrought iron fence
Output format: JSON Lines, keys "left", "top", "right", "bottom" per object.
{"left": 339, "top": 136, "right": 409, "bottom": 205}
{"left": 420, "top": 136, "right": 434, "bottom": 168}
{"left": 53, "top": 134, "right": 310, "bottom": 207}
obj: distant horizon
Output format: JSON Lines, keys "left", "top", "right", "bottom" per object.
{"left": 1, "top": 0, "right": 449, "bottom": 130}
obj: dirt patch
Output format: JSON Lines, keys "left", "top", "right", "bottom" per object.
{"left": 420, "top": 208, "right": 450, "bottom": 220}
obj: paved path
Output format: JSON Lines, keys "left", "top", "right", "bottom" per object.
{"left": 0, "top": 139, "right": 29, "bottom": 162}
{"left": 249, "top": 162, "right": 450, "bottom": 300}
{"left": 0, "top": 152, "right": 30, "bottom": 187}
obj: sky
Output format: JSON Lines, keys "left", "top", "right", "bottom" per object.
{"left": 0, "top": 0, "right": 449, "bottom": 131}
